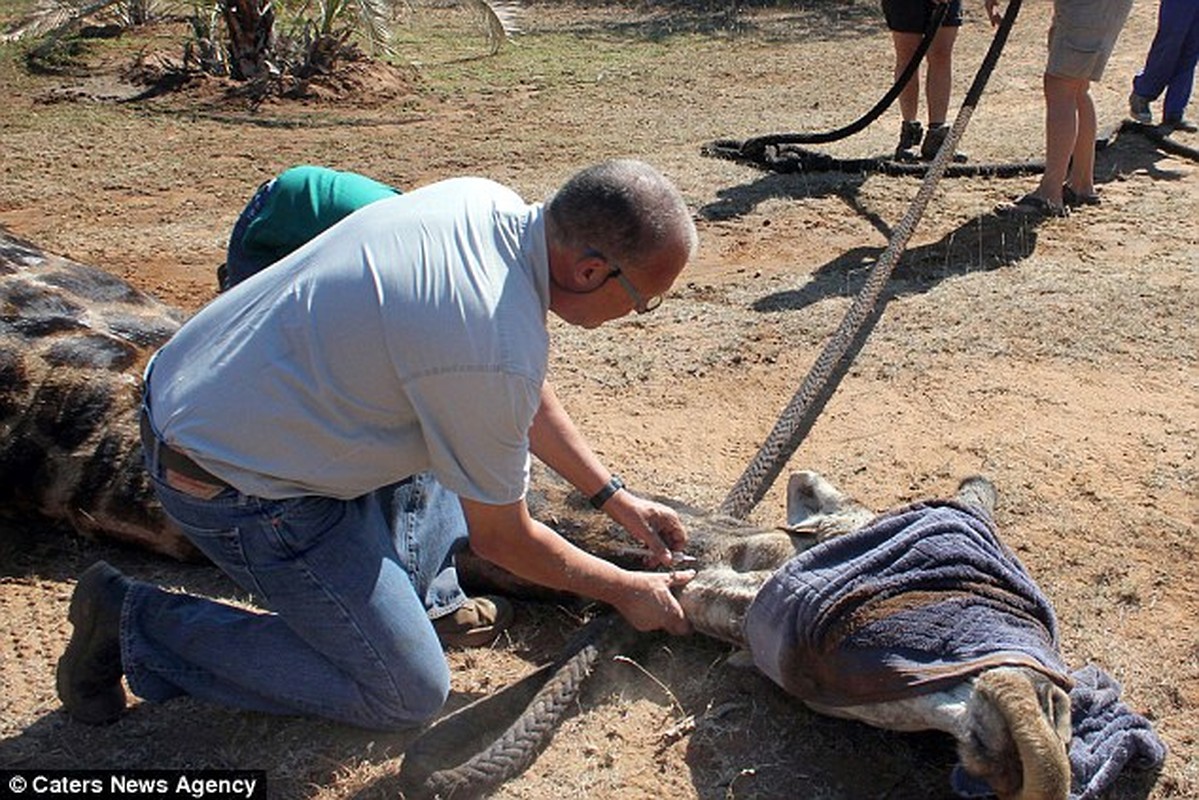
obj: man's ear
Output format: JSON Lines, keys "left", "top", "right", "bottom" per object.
{"left": 572, "top": 251, "right": 609, "bottom": 290}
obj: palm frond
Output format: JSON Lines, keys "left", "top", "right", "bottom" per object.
{"left": 349, "top": 0, "right": 393, "bottom": 54}
{"left": 0, "top": 0, "right": 177, "bottom": 41}
{"left": 1, "top": 0, "right": 119, "bottom": 41}
{"left": 462, "top": 0, "right": 520, "bottom": 55}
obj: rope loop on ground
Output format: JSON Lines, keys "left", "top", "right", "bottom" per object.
{"left": 701, "top": 137, "right": 1045, "bottom": 176}
{"left": 737, "top": 2, "right": 948, "bottom": 160}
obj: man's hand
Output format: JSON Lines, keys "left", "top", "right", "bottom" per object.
{"left": 613, "top": 570, "right": 695, "bottom": 635}
{"left": 604, "top": 493, "right": 689, "bottom": 568}
{"left": 985, "top": 0, "right": 1003, "bottom": 26}
{"left": 463, "top": 497, "right": 694, "bottom": 635}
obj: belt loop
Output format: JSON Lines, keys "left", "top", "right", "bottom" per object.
{"left": 139, "top": 358, "right": 231, "bottom": 493}
{"left": 138, "top": 404, "right": 161, "bottom": 478}
{"left": 140, "top": 354, "right": 159, "bottom": 475}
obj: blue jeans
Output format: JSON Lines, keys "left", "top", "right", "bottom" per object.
{"left": 1133, "top": 0, "right": 1199, "bottom": 118}
{"left": 125, "top": 410, "right": 471, "bottom": 729}
{"left": 220, "top": 178, "right": 276, "bottom": 291}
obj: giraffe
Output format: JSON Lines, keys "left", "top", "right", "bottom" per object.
{"left": 466, "top": 467, "right": 1074, "bottom": 800}
{"left": 3, "top": 228, "right": 1072, "bottom": 799}
{"left": 0, "top": 229, "right": 195, "bottom": 560}
{"left": 677, "top": 471, "right": 1072, "bottom": 800}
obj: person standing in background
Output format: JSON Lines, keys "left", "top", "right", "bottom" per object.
{"left": 993, "top": 0, "right": 1134, "bottom": 216}
{"left": 1129, "top": 0, "right": 1199, "bottom": 132}
{"left": 884, "top": 0, "right": 966, "bottom": 162}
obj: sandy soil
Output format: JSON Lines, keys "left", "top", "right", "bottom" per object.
{"left": 0, "top": 0, "right": 1195, "bottom": 798}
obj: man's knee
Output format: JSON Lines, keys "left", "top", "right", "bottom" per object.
{"left": 370, "top": 659, "right": 451, "bottom": 729}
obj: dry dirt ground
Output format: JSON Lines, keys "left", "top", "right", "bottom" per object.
{"left": 1, "top": 0, "right": 1196, "bottom": 798}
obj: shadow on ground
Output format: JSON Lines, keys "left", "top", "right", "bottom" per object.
{"left": 701, "top": 117, "right": 1194, "bottom": 319}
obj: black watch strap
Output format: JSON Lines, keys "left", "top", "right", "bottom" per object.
{"left": 589, "top": 475, "right": 625, "bottom": 509}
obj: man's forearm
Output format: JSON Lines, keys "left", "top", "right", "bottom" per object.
{"left": 526, "top": 381, "right": 686, "bottom": 561}
{"left": 462, "top": 497, "right": 629, "bottom": 605}
{"left": 528, "top": 382, "right": 613, "bottom": 499}
{"left": 460, "top": 496, "right": 694, "bottom": 635}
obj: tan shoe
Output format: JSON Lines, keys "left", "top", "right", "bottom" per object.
{"left": 432, "top": 596, "right": 514, "bottom": 648}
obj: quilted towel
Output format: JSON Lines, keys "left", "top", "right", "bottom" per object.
{"left": 744, "top": 501, "right": 1166, "bottom": 798}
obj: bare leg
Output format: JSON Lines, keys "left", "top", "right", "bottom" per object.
{"left": 1066, "top": 87, "right": 1098, "bottom": 196}
{"left": 925, "top": 26, "right": 958, "bottom": 125}
{"left": 1032, "top": 72, "right": 1088, "bottom": 209}
{"left": 893, "top": 31, "right": 924, "bottom": 121}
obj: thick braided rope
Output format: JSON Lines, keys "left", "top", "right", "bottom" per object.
{"left": 719, "top": 0, "right": 1023, "bottom": 520}
{"left": 699, "top": 140, "right": 1045, "bottom": 177}
{"left": 402, "top": 615, "right": 624, "bottom": 799}
{"left": 421, "top": 644, "right": 601, "bottom": 797}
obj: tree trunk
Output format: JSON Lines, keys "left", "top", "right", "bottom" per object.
{"left": 221, "top": 0, "right": 276, "bottom": 81}
{"left": 128, "top": 0, "right": 150, "bottom": 26}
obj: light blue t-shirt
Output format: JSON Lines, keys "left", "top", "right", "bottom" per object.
{"left": 149, "top": 177, "right": 551, "bottom": 504}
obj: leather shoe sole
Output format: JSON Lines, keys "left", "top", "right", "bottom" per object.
{"left": 56, "top": 561, "right": 131, "bottom": 724}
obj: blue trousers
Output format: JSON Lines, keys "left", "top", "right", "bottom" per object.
{"left": 221, "top": 178, "right": 276, "bottom": 291}
{"left": 124, "top": 408, "right": 471, "bottom": 729}
{"left": 1133, "top": 0, "right": 1199, "bottom": 119}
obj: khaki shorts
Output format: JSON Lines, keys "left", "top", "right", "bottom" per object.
{"left": 1046, "top": 0, "right": 1134, "bottom": 81}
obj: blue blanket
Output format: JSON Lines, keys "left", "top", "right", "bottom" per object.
{"left": 744, "top": 501, "right": 1167, "bottom": 798}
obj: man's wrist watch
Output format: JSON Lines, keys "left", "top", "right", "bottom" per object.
{"left": 589, "top": 475, "right": 625, "bottom": 510}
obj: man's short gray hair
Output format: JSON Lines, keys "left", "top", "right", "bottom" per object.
{"left": 545, "top": 159, "right": 697, "bottom": 267}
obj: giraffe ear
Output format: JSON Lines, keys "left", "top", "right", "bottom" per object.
{"left": 786, "top": 471, "right": 845, "bottom": 526}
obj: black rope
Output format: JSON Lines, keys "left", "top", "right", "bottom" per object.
{"left": 738, "top": 2, "right": 950, "bottom": 160}
{"left": 1128, "top": 120, "right": 1199, "bottom": 162}
{"left": 704, "top": 119, "right": 1199, "bottom": 177}
{"left": 702, "top": 0, "right": 1057, "bottom": 178}
{"left": 701, "top": 138, "right": 1044, "bottom": 177}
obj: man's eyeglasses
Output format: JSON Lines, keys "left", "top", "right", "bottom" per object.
{"left": 588, "top": 249, "right": 662, "bottom": 314}
{"left": 609, "top": 268, "right": 662, "bottom": 314}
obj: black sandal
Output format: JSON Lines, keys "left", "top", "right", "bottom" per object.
{"left": 998, "top": 193, "right": 1068, "bottom": 218}
{"left": 1062, "top": 185, "right": 1100, "bottom": 207}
